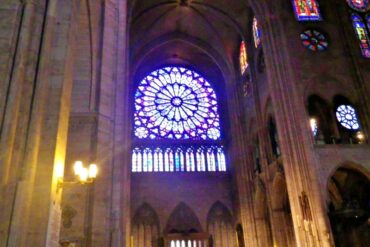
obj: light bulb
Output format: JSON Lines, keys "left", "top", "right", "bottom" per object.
{"left": 356, "top": 131, "right": 365, "bottom": 141}
{"left": 79, "top": 167, "right": 88, "bottom": 182}
{"left": 88, "top": 164, "right": 98, "bottom": 179}
{"left": 73, "top": 161, "right": 83, "bottom": 176}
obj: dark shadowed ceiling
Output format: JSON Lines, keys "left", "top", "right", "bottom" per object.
{"left": 129, "top": 0, "right": 252, "bottom": 82}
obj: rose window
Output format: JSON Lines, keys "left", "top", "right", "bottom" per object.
{"left": 134, "top": 66, "right": 221, "bottom": 140}
{"left": 132, "top": 66, "right": 226, "bottom": 173}
{"left": 336, "top": 105, "right": 360, "bottom": 130}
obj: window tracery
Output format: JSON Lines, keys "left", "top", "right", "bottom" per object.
{"left": 132, "top": 66, "right": 226, "bottom": 173}
{"left": 300, "top": 29, "right": 328, "bottom": 51}
{"left": 335, "top": 105, "right": 360, "bottom": 130}
{"left": 134, "top": 67, "right": 221, "bottom": 140}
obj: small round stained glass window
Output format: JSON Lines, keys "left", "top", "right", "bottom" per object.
{"left": 336, "top": 105, "right": 360, "bottom": 130}
{"left": 347, "top": 0, "right": 370, "bottom": 12}
{"left": 134, "top": 66, "right": 221, "bottom": 140}
{"left": 300, "top": 30, "right": 328, "bottom": 52}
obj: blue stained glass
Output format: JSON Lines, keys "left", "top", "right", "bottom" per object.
{"left": 134, "top": 67, "right": 221, "bottom": 140}
{"left": 175, "top": 150, "right": 181, "bottom": 171}
{"left": 336, "top": 105, "right": 360, "bottom": 130}
{"left": 352, "top": 14, "right": 370, "bottom": 58}
{"left": 253, "top": 17, "right": 261, "bottom": 48}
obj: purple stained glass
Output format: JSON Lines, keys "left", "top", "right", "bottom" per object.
{"left": 347, "top": 0, "right": 369, "bottom": 12}
{"left": 134, "top": 67, "right": 221, "bottom": 140}
{"left": 352, "top": 14, "right": 370, "bottom": 58}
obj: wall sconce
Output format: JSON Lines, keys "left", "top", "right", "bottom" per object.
{"left": 57, "top": 161, "right": 98, "bottom": 192}
{"left": 356, "top": 131, "right": 365, "bottom": 143}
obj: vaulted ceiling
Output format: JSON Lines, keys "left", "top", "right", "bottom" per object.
{"left": 129, "top": 0, "right": 252, "bottom": 83}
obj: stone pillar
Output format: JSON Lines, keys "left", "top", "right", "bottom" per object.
{"left": 0, "top": 0, "right": 78, "bottom": 246}
{"left": 252, "top": 2, "right": 334, "bottom": 246}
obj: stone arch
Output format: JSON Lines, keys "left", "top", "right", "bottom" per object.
{"left": 165, "top": 202, "right": 202, "bottom": 234}
{"left": 306, "top": 94, "right": 336, "bottom": 144}
{"left": 254, "top": 179, "right": 268, "bottom": 219}
{"left": 207, "top": 201, "right": 235, "bottom": 247}
{"left": 270, "top": 170, "right": 296, "bottom": 247}
{"left": 131, "top": 203, "right": 160, "bottom": 247}
{"left": 253, "top": 179, "right": 273, "bottom": 247}
{"left": 271, "top": 170, "right": 288, "bottom": 210}
{"left": 327, "top": 164, "right": 370, "bottom": 247}
{"left": 131, "top": 31, "right": 233, "bottom": 84}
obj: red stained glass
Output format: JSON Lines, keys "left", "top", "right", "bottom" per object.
{"left": 292, "top": 0, "right": 321, "bottom": 21}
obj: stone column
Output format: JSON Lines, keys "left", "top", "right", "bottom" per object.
{"left": 251, "top": 2, "right": 334, "bottom": 246}
{"left": 0, "top": 0, "right": 78, "bottom": 246}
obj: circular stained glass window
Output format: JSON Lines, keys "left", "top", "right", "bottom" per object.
{"left": 300, "top": 30, "right": 328, "bottom": 52}
{"left": 134, "top": 66, "right": 221, "bottom": 140}
{"left": 336, "top": 105, "right": 360, "bottom": 130}
{"left": 347, "top": 0, "right": 370, "bottom": 12}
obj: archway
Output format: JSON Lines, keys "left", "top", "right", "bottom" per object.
{"left": 271, "top": 170, "right": 295, "bottom": 247}
{"left": 207, "top": 201, "right": 236, "bottom": 247}
{"left": 254, "top": 180, "right": 273, "bottom": 247}
{"left": 131, "top": 203, "right": 160, "bottom": 247}
{"left": 327, "top": 166, "right": 370, "bottom": 246}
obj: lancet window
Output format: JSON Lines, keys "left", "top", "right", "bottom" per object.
{"left": 345, "top": 1, "right": 370, "bottom": 57}
{"left": 239, "top": 41, "right": 248, "bottom": 74}
{"left": 253, "top": 17, "right": 261, "bottom": 48}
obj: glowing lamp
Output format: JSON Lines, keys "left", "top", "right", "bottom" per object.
{"left": 88, "top": 164, "right": 98, "bottom": 179}
{"left": 356, "top": 131, "right": 365, "bottom": 141}
{"left": 74, "top": 161, "right": 83, "bottom": 176}
{"left": 79, "top": 167, "right": 89, "bottom": 182}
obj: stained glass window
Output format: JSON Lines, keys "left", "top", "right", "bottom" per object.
{"left": 134, "top": 66, "right": 221, "bottom": 140}
{"left": 336, "top": 105, "right": 360, "bottom": 130}
{"left": 351, "top": 14, "right": 370, "bottom": 57}
{"left": 347, "top": 0, "right": 369, "bottom": 12}
{"left": 292, "top": 0, "right": 322, "bottom": 21}
{"left": 239, "top": 41, "right": 248, "bottom": 74}
{"left": 300, "top": 29, "right": 329, "bottom": 51}
{"left": 131, "top": 146, "right": 226, "bottom": 173}
{"left": 253, "top": 17, "right": 261, "bottom": 48}
{"left": 133, "top": 66, "right": 226, "bottom": 173}
{"left": 310, "top": 118, "right": 319, "bottom": 136}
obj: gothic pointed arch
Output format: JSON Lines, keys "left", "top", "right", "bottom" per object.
{"left": 207, "top": 201, "right": 233, "bottom": 225}
{"left": 271, "top": 170, "right": 296, "bottom": 247}
{"left": 327, "top": 165, "right": 370, "bottom": 246}
{"left": 165, "top": 202, "right": 202, "bottom": 234}
{"left": 131, "top": 203, "right": 160, "bottom": 247}
{"left": 307, "top": 95, "right": 335, "bottom": 144}
{"left": 207, "top": 201, "right": 235, "bottom": 247}
{"left": 253, "top": 179, "right": 273, "bottom": 247}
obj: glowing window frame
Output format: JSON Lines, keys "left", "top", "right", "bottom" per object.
{"left": 292, "top": 0, "right": 322, "bottom": 21}
{"left": 347, "top": 0, "right": 370, "bottom": 12}
{"left": 253, "top": 17, "right": 261, "bottom": 48}
{"left": 132, "top": 66, "right": 227, "bottom": 173}
{"left": 351, "top": 13, "right": 370, "bottom": 58}
{"left": 335, "top": 105, "right": 360, "bottom": 130}
{"left": 239, "top": 41, "right": 248, "bottom": 74}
